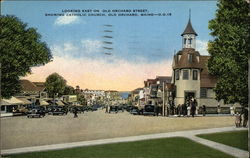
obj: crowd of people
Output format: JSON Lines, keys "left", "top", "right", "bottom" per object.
{"left": 235, "top": 107, "right": 248, "bottom": 128}
{"left": 169, "top": 97, "right": 199, "bottom": 117}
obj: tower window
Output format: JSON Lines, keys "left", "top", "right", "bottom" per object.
{"left": 188, "top": 54, "right": 193, "bottom": 63}
{"left": 184, "top": 38, "right": 187, "bottom": 44}
{"left": 183, "top": 70, "right": 189, "bottom": 80}
{"left": 193, "top": 70, "right": 198, "bottom": 80}
{"left": 188, "top": 38, "right": 192, "bottom": 44}
{"left": 175, "top": 70, "right": 179, "bottom": 80}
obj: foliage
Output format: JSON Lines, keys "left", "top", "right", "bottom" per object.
{"left": 207, "top": 0, "right": 250, "bottom": 106}
{"left": 7, "top": 137, "right": 233, "bottom": 158}
{"left": 64, "top": 86, "right": 75, "bottom": 95}
{"left": 77, "top": 94, "right": 86, "bottom": 105}
{"left": 0, "top": 15, "right": 52, "bottom": 98}
{"left": 45, "top": 73, "right": 66, "bottom": 98}
{"left": 197, "top": 130, "right": 248, "bottom": 151}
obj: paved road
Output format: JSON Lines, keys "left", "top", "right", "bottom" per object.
{"left": 1, "top": 109, "right": 236, "bottom": 149}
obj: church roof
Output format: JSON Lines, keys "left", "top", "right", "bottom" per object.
{"left": 173, "top": 48, "right": 202, "bottom": 69}
{"left": 181, "top": 19, "right": 198, "bottom": 36}
{"left": 199, "top": 56, "right": 217, "bottom": 88}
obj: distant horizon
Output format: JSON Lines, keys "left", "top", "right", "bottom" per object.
{"left": 3, "top": 1, "right": 217, "bottom": 91}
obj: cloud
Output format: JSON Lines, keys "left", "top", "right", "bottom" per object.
{"left": 196, "top": 40, "right": 209, "bottom": 55}
{"left": 51, "top": 42, "right": 79, "bottom": 57}
{"left": 54, "top": 15, "right": 80, "bottom": 25}
{"left": 23, "top": 56, "right": 173, "bottom": 91}
{"left": 81, "top": 39, "right": 102, "bottom": 54}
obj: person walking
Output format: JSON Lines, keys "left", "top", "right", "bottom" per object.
{"left": 235, "top": 112, "right": 241, "bottom": 127}
{"left": 243, "top": 108, "right": 248, "bottom": 127}
{"left": 190, "top": 98, "right": 196, "bottom": 117}
{"left": 202, "top": 105, "right": 206, "bottom": 116}
{"left": 73, "top": 107, "right": 78, "bottom": 118}
{"left": 217, "top": 104, "right": 221, "bottom": 114}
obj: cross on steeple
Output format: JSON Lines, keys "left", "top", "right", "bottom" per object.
{"left": 181, "top": 9, "right": 197, "bottom": 49}
{"left": 189, "top": 9, "right": 191, "bottom": 20}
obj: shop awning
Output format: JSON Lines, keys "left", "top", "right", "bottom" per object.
{"left": 16, "top": 97, "right": 32, "bottom": 105}
{"left": 39, "top": 100, "right": 50, "bottom": 106}
{"left": 1, "top": 97, "right": 24, "bottom": 105}
{"left": 56, "top": 100, "right": 65, "bottom": 106}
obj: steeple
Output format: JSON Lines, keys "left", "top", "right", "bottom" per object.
{"left": 181, "top": 9, "right": 197, "bottom": 36}
{"left": 182, "top": 9, "right": 197, "bottom": 49}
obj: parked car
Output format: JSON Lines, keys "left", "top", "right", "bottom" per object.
{"left": 27, "top": 106, "right": 46, "bottom": 118}
{"left": 117, "top": 105, "right": 124, "bottom": 112}
{"left": 143, "top": 105, "right": 156, "bottom": 116}
{"left": 52, "top": 106, "right": 66, "bottom": 115}
{"left": 126, "top": 105, "right": 133, "bottom": 112}
{"left": 109, "top": 106, "right": 118, "bottom": 113}
{"left": 130, "top": 106, "right": 143, "bottom": 115}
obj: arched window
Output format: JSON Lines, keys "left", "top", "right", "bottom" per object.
{"left": 188, "top": 38, "right": 192, "bottom": 44}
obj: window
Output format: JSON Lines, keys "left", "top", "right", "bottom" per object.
{"left": 184, "top": 38, "right": 187, "bottom": 44}
{"left": 183, "top": 70, "right": 189, "bottom": 80}
{"left": 200, "top": 88, "right": 207, "bottom": 98}
{"left": 1, "top": 106, "right": 5, "bottom": 111}
{"left": 193, "top": 70, "right": 198, "bottom": 80}
{"left": 175, "top": 70, "right": 179, "bottom": 80}
{"left": 188, "top": 54, "right": 193, "bottom": 63}
{"left": 188, "top": 38, "right": 192, "bottom": 44}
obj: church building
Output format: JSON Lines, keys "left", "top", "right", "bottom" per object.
{"left": 171, "top": 15, "right": 228, "bottom": 113}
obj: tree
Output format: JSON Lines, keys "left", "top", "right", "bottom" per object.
{"left": 207, "top": 0, "right": 250, "bottom": 106}
{"left": 45, "top": 73, "right": 66, "bottom": 99}
{"left": 64, "top": 85, "right": 75, "bottom": 95}
{"left": 0, "top": 15, "right": 52, "bottom": 98}
{"left": 77, "top": 94, "right": 86, "bottom": 106}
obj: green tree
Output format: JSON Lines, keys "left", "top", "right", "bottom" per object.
{"left": 207, "top": 0, "right": 250, "bottom": 106}
{"left": 0, "top": 15, "right": 52, "bottom": 98}
{"left": 77, "top": 94, "right": 86, "bottom": 106}
{"left": 64, "top": 85, "right": 75, "bottom": 95}
{"left": 45, "top": 73, "right": 66, "bottom": 99}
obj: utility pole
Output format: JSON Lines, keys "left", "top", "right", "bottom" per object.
{"left": 162, "top": 81, "right": 165, "bottom": 116}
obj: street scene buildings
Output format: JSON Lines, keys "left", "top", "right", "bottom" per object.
{"left": 128, "top": 17, "right": 242, "bottom": 116}
{"left": 1, "top": 1, "right": 249, "bottom": 157}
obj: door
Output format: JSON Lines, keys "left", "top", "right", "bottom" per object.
{"left": 184, "top": 92, "right": 195, "bottom": 104}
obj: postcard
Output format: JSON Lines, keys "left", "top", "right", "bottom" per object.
{"left": 0, "top": 0, "right": 248, "bottom": 157}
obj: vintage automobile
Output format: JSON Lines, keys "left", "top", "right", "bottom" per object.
{"left": 27, "top": 106, "right": 46, "bottom": 118}
{"left": 143, "top": 105, "right": 156, "bottom": 116}
{"left": 52, "top": 106, "right": 66, "bottom": 115}
{"left": 117, "top": 105, "right": 124, "bottom": 112}
{"left": 130, "top": 106, "right": 143, "bottom": 115}
{"left": 109, "top": 106, "right": 118, "bottom": 113}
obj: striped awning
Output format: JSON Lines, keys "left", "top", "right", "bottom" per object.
{"left": 16, "top": 98, "right": 32, "bottom": 105}
{"left": 39, "top": 100, "right": 49, "bottom": 106}
{"left": 1, "top": 97, "right": 24, "bottom": 105}
{"left": 56, "top": 100, "right": 65, "bottom": 106}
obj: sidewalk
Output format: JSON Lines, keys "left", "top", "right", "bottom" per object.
{"left": 0, "top": 113, "right": 13, "bottom": 117}
{"left": 1, "top": 126, "right": 248, "bottom": 157}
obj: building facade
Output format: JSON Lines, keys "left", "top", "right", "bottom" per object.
{"left": 171, "top": 17, "right": 234, "bottom": 113}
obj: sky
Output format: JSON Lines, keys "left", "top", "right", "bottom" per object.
{"left": 1, "top": 1, "right": 217, "bottom": 91}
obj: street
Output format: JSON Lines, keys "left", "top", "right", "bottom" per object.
{"left": 1, "top": 109, "right": 235, "bottom": 150}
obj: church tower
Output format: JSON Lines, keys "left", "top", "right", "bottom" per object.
{"left": 181, "top": 10, "right": 197, "bottom": 49}
{"left": 172, "top": 10, "right": 202, "bottom": 109}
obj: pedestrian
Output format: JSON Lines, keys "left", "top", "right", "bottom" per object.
{"left": 217, "top": 104, "right": 221, "bottom": 114}
{"left": 177, "top": 104, "right": 181, "bottom": 117}
{"left": 190, "top": 98, "right": 196, "bottom": 117}
{"left": 235, "top": 112, "right": 241, "bottom": 127}
{"left": 202, "top": 105, "right": 206, "bottom": 116}
{"left": 73, "top": 107, "right": 78, "bottom": 118}
{"left": 182, "top": 104, "right": 187, "bottom": 116}
{"left": 243, "top": 108, "right": 248, "bottom": 127}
